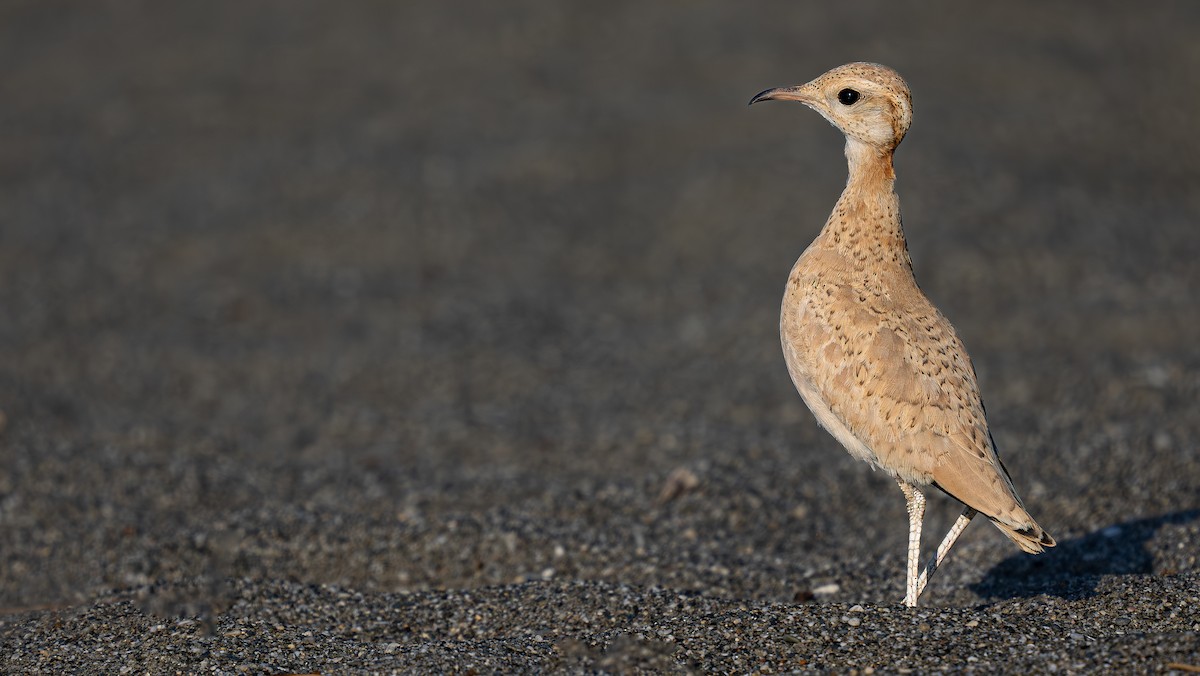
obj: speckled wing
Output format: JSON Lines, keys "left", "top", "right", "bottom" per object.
{"left": 782, "top": 255, "right": 1053, "bottom": 551}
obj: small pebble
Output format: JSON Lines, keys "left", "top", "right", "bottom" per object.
{"left": 813, "top": 583, "right": 840, "bottom": 596}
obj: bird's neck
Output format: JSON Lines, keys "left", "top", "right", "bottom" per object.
{"left": 816, "top": 139, "right": 914, "bottom": 272}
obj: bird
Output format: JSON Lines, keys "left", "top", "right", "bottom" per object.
{"left": 749, "top": 63, "right": 1054, "bottom": 607}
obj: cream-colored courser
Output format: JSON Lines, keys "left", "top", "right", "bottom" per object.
{"left": 750, "top": 62, "right": 1054, "bottom": 607}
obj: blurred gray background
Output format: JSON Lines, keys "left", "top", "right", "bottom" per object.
{"left": 1, "top": 2, "right": 1197, "bottom": 672}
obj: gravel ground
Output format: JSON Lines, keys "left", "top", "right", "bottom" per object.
{"left": 1, "top": 2, "right": 1198, "bottom": 673}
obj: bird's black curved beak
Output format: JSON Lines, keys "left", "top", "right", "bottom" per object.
{"left": 748, "top": 85, "right": 814, "bottom": 107}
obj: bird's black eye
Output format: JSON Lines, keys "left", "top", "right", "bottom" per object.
{"left": 837, "top": 88, "right": 860, "bottom": 105}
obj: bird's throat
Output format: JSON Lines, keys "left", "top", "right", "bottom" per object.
{"left": 844, "top": 138, "right": 896, "bottom": 185}
{"left": 816, "top": 140, "right": 912, "bottom": 270}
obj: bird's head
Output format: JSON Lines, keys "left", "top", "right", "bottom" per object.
{"left": 750, "top": 62, "right": 913, "bottom": 152}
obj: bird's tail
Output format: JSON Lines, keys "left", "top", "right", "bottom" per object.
{"left": 991, "top": 518, "right": 1056, "bottom": 554}
{"left": 986, "top": 453, "right": 1056, "bottom": 554}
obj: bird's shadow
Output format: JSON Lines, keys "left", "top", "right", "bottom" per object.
{"left": 969, "top": 509, "right": 1200, "bottom": 601}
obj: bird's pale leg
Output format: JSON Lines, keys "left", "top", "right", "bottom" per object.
{"left": 896, "top": 480, "right": 925, "bottom": 607}
{"left": 914, "top": 506, "right": 978, "bottom": 599}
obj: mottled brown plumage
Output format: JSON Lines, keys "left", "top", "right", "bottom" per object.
{"left": 750, "top": 62, "right": 1053, "bottom": 606}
